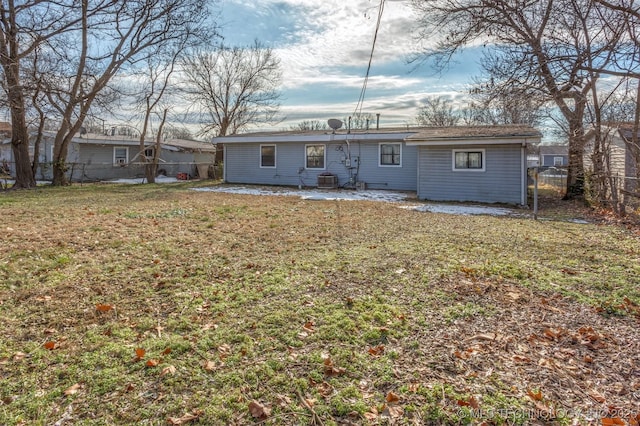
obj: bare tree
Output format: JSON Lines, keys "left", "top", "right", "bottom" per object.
{"left": 410, "top": 0, "right": 625, "bottom": 199}
{"left": 181, "top": 41, "right": 282, "bottom": 137}
{"left": 0, "top": 0, "right": 211, "bottom": 187}
{"left": 0, "top": 0, "right": 83, "bottom": 188}
{"left": 415, "top": 96, "right": 459, "bottom": 126}
{"left": 290, "top": 120, "right": 329, "bottom": 131}
{"left": 344, "top": 112, "right": 375, "bottom": 130}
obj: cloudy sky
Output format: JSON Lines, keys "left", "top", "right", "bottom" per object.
{"left": 215, "top": 0, "right": 484, "bottom": 130}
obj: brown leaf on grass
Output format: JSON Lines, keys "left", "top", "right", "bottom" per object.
{"left": 248, "top": 400, "right": 271, "bottom": 419}
{"left": 512, "top": 354, "right": 531, "bottom": 363}
{"left": 602, "top": 418, "right": 626, "bottom": 426}
{"left": 527, "top": 389, "right": 543, "bottom": 401}
{"left": 202, "top": 360, "right": 216, "bottom": 371}
{"left": 543, "top": 327, "right": 563, "bottom": 340}
{"left": 381, "top": 404, "right": 404, "bottom": 418}
{"left": 13, "top": 352, "right": 26, "bottom": 361}
{"left": 43, "top": 341, "right": 56, "bottom": 350}
{"left": 588, "top": 389, "right": 606, "bottom": 403}
{"left": 323, "top": 357, "right": 345, "bottom": 377}
{"left": 64, "top": 383, "right": 82, "bottom": 396}
{"left": 167, "top": 410, "right": 202, "bottom": 425}
{"left": 162, "top": 347, "right": 172, "bottom": 355}
{"left": 145, "top": 359, "right": 159, "bottom": 367}
{"left": 43, "top": 328, "right": 57, "bottom": 335}
{"left": 363, "top": 406, "right": 378, "bottom": 421}
{"left": 161, "top": 365, "right": 176, "bottom": 376}
{"left": 134, "top": 348, "right": 145, "bottom": 360}
{"left": 96, "top": 304, "right": 113, "bottom": 312}
{"left": 316, "top": 381, "right": 334, "bottom": 398}
{"left": 386, "top": 391, "right": 400, "bottom": 403}
{"left": 457, "top": 396, "right": 479, "bottom": 408}
{"left": 368, "top": 344, "right": 385, "bottom": 356}
{"left": 302, "top": 320, "right": 315, "bottom": 333}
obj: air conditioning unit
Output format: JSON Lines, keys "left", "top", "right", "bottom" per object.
{"left": 317, "top": 173, "right": 337, "bottom": 189}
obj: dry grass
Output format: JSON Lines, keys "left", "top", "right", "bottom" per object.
{"left": 0, "top": 182, "right": 639, "bottom": 425}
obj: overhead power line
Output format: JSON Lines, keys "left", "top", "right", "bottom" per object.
{"left": 353, "top": 0, "right": 385, "bottom": 120}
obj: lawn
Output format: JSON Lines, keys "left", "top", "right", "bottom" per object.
{"left": 1, "top": 182, "right": 639, "bottom": 425}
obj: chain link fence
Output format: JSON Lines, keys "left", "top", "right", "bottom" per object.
{"left": 1, "top": 161, "right": 221, "bottom": 185}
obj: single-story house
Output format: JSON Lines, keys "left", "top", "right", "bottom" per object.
{"left": 584, "top": 124, "right": 639, "bottom": 194}
{"left": 0, "top": 130, "right": 216, "bottom": 181}
{"left": 215, "top": 125, "right": 542, "bottom": 205}
{"left": 538, "top": 144, "right": 569, "bottom": 167}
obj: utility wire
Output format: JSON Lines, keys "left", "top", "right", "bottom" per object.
{"left": 353, "top": 0, "right": 385, "bottom": 120}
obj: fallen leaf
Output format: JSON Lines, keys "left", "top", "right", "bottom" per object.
{"left": 381, "top": 404, "right": 404, "bottom": 418}
{"left": 64, "top": 383, "right": 82, "bottom": 396}
{"left": 363, "top": 406, "right": 378, "bottom": 421}
{"left": 135, "top": 348, "right": 145, "bottom": 360}
{"left": 512, "top": 355, "right": 531, "bottom": 363}
{"left": 248, "top": 400, "right": 271, "bottom": 419}
{"left": 96, "top": 304, "right": 114, "bottom": 312}
{"left": 588, "top": 390, "right": 606, "bottom": 403}
{"left": 162, "top": 347, "right": 172, "bottom": 355}
{"left": 161, "top": 365, "right": 176, "bottom": 376}
{"left": 386, "top": 391, "right": 400, "bottom": 403}
{"left": 602, "top": 418, "right": 626, "bottom": 426}
{"left": 457, "top": 396, "right": 479, "bottom": 409}
{"left": 13, "top": 352, "right": 26, "bottom": 361}
{"left": 43, "top": 341, "right": 56, "bottom": 350}
{"left": 527, "top": 389, "right": 543, "bottom": 401}
{"left": 145, "top": 359, "right": 159, "bottom": 367}
{"left": 167, "top": 411, "right": 201, "bottom": 425}
{"left": 43, "top": 328, "right": 57, "bottom": 335}
{"left": 368, "top": 344, "right": 385, "bottom": 356}
{"left": 302, "top": 321, "right": 315, "bottom": 333}
{"left": 323, "top": 357, "right": 345, "bottom": 377}
{"left": 202, "top": 360, "right": 216, "bottom": 371}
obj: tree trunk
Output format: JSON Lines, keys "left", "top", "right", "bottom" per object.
{"left": 6, "top": 76, "right": 36, "bottom": 189}
{"left": 565, "top": 118, "right": 586, "bottom": 199}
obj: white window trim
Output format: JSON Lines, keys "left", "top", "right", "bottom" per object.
{"left": 113, "top": 146, "right": 129, "bottom": 165}
{"left": 452, "top": 149, "right": 485, "bottom": 172}
{"left": 378, "top": 142, "right": 402, "bottom": 167}
{"left": 260, "top": 144, "right": 276, "bottom": 168}
{"left": 553, "top": 156, "right": 563, "bottom": 166}
{"left": 305, "top": 144, "right": 326, "bottom": 170}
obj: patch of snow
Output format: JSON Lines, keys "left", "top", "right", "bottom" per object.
{"left": 401, "top": 204, "right": 516, "bottom": 216}
{"left": 105, "top": 176, "right": 179, "bottom": 184}
{"left": 192, "top": 185, "right": 523, "bottom": 217}
{"left": 193, "top": 185, "right": 410, "bottom": 203}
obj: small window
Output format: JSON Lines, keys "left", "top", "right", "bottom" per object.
{"left": 144, "top": 148, "right": 155, "bottom": 159}
{"left": 260, "top": 145, "right": 276, "bottom": 168}
{"left": 114, "top": 147, "right": 129, "bottom": 165}
{"left": 553, "top": 156, "right": 563, "bottom": 166}
{"left": 379, "top": 143, "right": 401, "bottom": 166}
{"left": 305, "top": 144, "right": 325, "bottom": 169}
{"left": 453, "top": 149, "right": 485, "bottom": 171}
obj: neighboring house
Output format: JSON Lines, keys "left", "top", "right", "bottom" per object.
{"left": 584, "top": 124, "right": 639, "bottom": 194}
{"left": 0, "top": 130, "right": 216, "bottom": 181}
{"left": 215, "top": 125, "right": 541, "bottom": 205}
{"left": 538, "top": 144, "right": 568, "bottom": 167}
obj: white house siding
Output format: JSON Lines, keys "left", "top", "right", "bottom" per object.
{"left": 224, "top": 141, "right": 418, "bottom": 191}
{"left": 417, "top": 144, "right": 523, "bottom": 204}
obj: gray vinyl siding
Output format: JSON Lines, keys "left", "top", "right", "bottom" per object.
{"left": 541, "top": 154, "right": 568, "bottom": 167}
{"left": 417, "top": 144, "right": 523, "bottom": 204}
{"left": 224, "top": 141, "right": 417, "bottom": 191}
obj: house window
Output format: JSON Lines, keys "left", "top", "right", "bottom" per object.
{"left": 260, "top": 145, "right": 276, "bottom": 168}
{"left": 553, "top": 156, "right": 563, "bottom": 166}
{"left": 144, "top": 148, "right": 155, "bottom": 159}
{"left": 114, "top": 147, "right": 129, "bottom": 165}
{"left": 453, "top": 149, "right": 485, "bottom": 171}
{"left": 379, "top": 143, "right": 401, "bottom": 166}
{"left": 305, "top": 144, "right": 325, "bottom": 169}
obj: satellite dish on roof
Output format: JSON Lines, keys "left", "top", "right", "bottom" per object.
{"left": 327, "top": 119, "right": 343, "bottom": 133}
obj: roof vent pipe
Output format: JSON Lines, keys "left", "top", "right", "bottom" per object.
{"left": 376, "top": 113, "right": 380, "bottom": 130}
